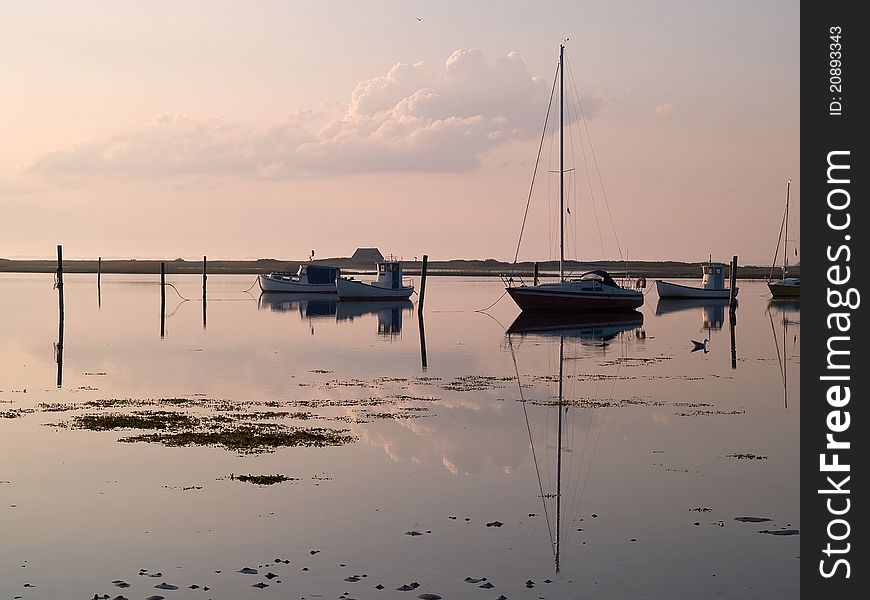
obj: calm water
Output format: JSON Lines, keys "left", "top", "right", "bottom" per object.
{"left": 0, "top": 274, "right": 799, "bottom": 599}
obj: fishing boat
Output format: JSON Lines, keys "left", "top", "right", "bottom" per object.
{"left": 258, "top": 292, "right": 411, "bottom": 335}
{"left": 655, "top": 261, "right": 737, "bottom": 299}
{"left": 767, "top": 180, "right": 800, "bottom": 298}
{"left": 258, "top": 264, "right": 340, "bottom": 293}
{"left": 336, "top": 260, "right": 414, "bottom": 300}
{"left": 655, "top": 297, "right": 729, "bottom": 331}
{"left": 505, "top": 45, "right": 643, "bottom": 313}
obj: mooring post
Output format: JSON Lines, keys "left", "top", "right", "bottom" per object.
{"left": 729, "top": 309, "right": 737, "bottom": 370}
{"left": 729, "top": 255, "right": 738, "bottom": 311}
{"left": 418, "top": 311, "right": 428, "bottom": 371}
{"left": 418, "top": 254, "right": 429, "bottom": 313}
{"left": 202, "top": 255, "right": 207, "bottom": 328}
{"left": 533, "top": 262, "right": 539, "bottom": 286}
{"left": 160, "top": 261, "right": 166, "bottom": 338}
{"left": 56, "top": 244, "right": 64, "bottom": 388}
{"left": 97, "top": 256, "right": 102, "bottom": 307}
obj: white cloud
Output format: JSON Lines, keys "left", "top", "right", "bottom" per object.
{"left": 28, "top": 49, "right": 611, "bottom": 178}
{"left": 654, "top": 103, "right": 675, "bottom": 117}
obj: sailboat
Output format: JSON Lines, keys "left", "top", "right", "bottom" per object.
{"left": 767, "top": 180, "right": 800, "bottom": 298}
{"left": 506, "top": 45, "right": 643, "bottom": 313}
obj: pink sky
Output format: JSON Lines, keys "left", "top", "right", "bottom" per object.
{"left": 1, "top": 1, "right": 799, "bottom": 264}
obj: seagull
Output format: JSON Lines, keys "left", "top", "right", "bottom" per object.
{"left": 691, "top": 339, "right": 709, "bottom": 353}
{"left": 416, "top": 17, "right": 422, "bottom": 21}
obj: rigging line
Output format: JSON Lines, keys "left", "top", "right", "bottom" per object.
{"left": 767, "top": 307, "right": 786, "bottom": 384}
{"left": 514, "top": 63, "right": 560, "bottom": 266}
{"left": 165, "top": 282, "right": 192, "bottom": 301}
{"left": 508, "top": 334, "right": 556, "bottom": 555}
{"left": 563, "top": 91, "right": 579, "bottom": 264}
{"left": 767, "top": 205, "right": 788, "bottom": 281}
{"left": 474, "top": 290, "right": 509, "bottom": 313}
{"left": 576, "top": 365, "right": 616, "bottom": 517}
{"left": 565, "top": 366, "right": 602, "bottom": 527}
{"left": 565, "top": 70, "right": 605, "bottom": 260}
{"left": 566, "top": 59, "right": 624, "bottom": 261}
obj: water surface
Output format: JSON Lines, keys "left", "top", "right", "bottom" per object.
{"left": 0, "top": 274, "right": 799, "bottom": 598}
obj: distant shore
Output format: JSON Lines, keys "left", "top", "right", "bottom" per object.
{"left": 0, "top": 257, "right": 793, "bottom": 279}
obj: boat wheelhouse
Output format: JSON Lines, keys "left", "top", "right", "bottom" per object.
{"left": 258, "top": 264, "right": 340, "bottom": 293}
{"left": 336, "top": 260, "right": 414, "bottom": 300}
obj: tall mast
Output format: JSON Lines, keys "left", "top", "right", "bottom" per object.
{"left": 783, "top": 179, "right": 791, "bottom": 278}
{"left": 559, "top": 44, "right": 565, "bottom": 283}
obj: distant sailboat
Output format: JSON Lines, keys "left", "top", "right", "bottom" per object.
{"left": 506, "top": 45, "right": 643, "bottom": 313}
{"left": 767, "top": 180, "right": 800, "bottom": 298}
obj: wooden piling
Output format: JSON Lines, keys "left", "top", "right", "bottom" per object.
{"left": 533, "top": 262, "right": 539, "bottom": 286}
{"left": 56, "top": 245, "right": 64, "bottom": 388}
{"left": 202, "top": 255, "right": 207, "bottom": 328}
{"left": 160, "top": 262, "right": 166, "bottom": 338}
{"left": 729, "top": 309, "right": 737, "bottom": 370}
{"left": 418, "top": 255, "right": 429, "bottom": 313}
{"left": 97, "top": 256, "right": 102, "bottom": 308}
{"left": 418, "top": 311, "right": 428, "bottom": 371}
{"left": 729, "top": 255, "right": 738, "bottom": 311}
{"left": 56, "top": 245, "right": 64, "bottom": 310}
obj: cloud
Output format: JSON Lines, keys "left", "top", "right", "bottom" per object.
{"left": 654, "top": 103, "right": 675, "bottom": 117}
{"left": 28, "top": 49, "right": 609, "bottom": 178}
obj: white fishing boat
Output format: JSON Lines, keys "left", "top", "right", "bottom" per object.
{"left": 505, "top": 44, "right": 643, "bottom": 313}
{"left": 767, "top": 180, "right": 800, "bottom": 298}
{"left": 655, "top": 261, "right": 737, "bottom": 299}
{"left": 258, "top": 264, "right": 340, "bottom": 293}
{"left": 336, "top": 260, "right": 414, "bottom": 300}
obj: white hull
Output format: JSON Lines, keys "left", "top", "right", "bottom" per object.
{"left": 655, "top": 280, "right": 736, "bottom": 299}
{"left": 258, "top": 274, "right": 336, "bottom": 294}
{"left": 336, "top": 278, "right": 414, "bottom": 300}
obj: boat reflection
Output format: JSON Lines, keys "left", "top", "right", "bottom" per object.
{"left": 767, "top": 299, "right": 800, "bottom": 409}
{"left": 655, "top": 297, "right": 729, "bottom": 331}
{"left": 507, "top": 312, "right": 644, "bottom": 572}
{"left": 507, "top": 310, "right": 644, "bottom": 345}
{"left": 258, "top": 293, "right": 412, "bottom": 336}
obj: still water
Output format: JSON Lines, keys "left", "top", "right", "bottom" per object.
{"left": 0, "top": 274, "right": 799, "bottom": 599}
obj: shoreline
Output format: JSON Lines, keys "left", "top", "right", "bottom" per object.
{"left": 0, "top": 258, "right": 793, "bottom": 279}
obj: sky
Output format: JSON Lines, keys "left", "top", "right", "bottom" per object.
{"left": 0, "top": 0, "right": 799, "bottom": 264}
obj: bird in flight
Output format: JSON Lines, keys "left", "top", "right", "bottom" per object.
{"left": 417, "top": 17, "right": 422, "bottom": 21}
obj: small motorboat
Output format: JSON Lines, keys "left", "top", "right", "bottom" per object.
{"left": 258, "top": 264, "right": 340, "bottom": 293}
{"left": 336, "top": 260, "right": 414, "bottom": 300}
{"left": 655, "top": 261, "right": 736, "bottom": 299}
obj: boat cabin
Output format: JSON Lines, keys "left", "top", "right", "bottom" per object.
{"left": 701, "top": 263, "right": 726, "bottom": 290}
{"left": 375, "top": 261, "right": 405, "bottom": 290}
{"left": 567, "top": 270, "right": 621, "bottom": 290}
{"left": 301, "top": 264, "right": 340, "bottom": 284}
